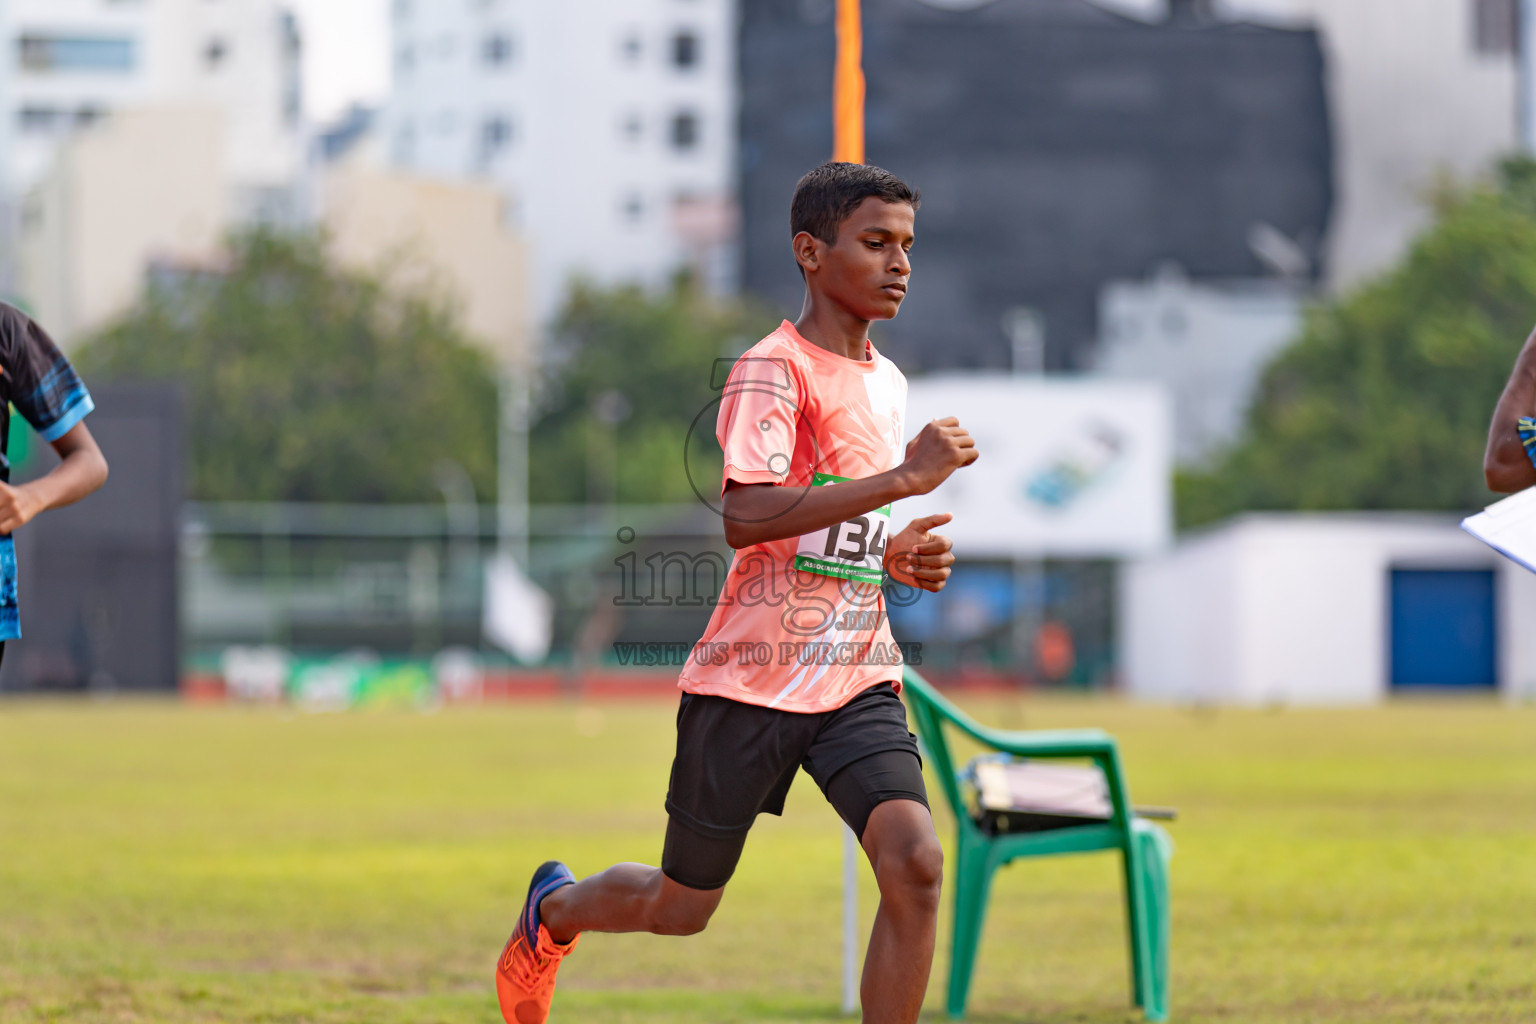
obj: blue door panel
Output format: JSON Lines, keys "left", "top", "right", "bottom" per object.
{"left": 1389, "top": 569, "right": 1497, "bottom": 689}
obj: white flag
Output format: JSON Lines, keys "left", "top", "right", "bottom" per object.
{"left": 483, "top": 554, "right": 553, "bottom": 663}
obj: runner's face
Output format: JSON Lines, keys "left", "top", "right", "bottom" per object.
{"left": 821, "top": 197, "right": 915, "bottom": 321}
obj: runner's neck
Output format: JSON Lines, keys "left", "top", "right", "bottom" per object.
{"left": 794, "top": 302, "right": 873, "bottom": 362}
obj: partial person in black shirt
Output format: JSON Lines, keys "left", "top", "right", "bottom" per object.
{"left": 0, "top": 302, "right": 109, "bottom": 647}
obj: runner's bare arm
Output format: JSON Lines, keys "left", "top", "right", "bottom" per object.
{"left": 0, "top": 422, "right": 109, "bottom": 534}
{"left": 721, "top": 417, "right": 977, "bottom": 549}
{"left": 1485, "top": 325, "right": 1536, "bottom": 493}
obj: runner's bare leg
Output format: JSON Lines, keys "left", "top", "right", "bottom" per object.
{"left": 539, "top": 866, "right": 724, "bottom": 944}
{"left": 858, "top": 798, "right": 944, "bottom": 1023}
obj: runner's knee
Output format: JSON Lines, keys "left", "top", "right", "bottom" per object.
{"left": 877, "top": 834, "right": 944, "bottom": 903}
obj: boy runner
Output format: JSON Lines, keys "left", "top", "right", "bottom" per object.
{"left": 496, "top": 162, "right": 978, "bottom": 1024}
{"left": 0, "top": 302, "right": 109, "bottom": 660}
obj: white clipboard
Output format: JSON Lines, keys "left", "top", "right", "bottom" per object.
{"left": 1461, "top": 486, "right": 1536, "bottom": 574}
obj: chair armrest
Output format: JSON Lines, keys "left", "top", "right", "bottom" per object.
{"left": 972, "top": 726, "right": 1118, "bottom": 760}
{"left": 906, "top": 670, "right": 1115, "bottom": 757}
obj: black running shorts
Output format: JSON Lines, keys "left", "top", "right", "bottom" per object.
{"left": 660, "top": 682, "right": 928, "bottom": 891}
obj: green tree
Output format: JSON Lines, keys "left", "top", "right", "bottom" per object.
{"left": 75, "top": 229, "right": 499, "bottom": 503}
{"left": 1178, "top": 159, "right": 1536, "bottom": 528}
{"left": 531, "top": 275, "right": 775, "bottom": 504}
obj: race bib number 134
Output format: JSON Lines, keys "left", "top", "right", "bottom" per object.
{"left": 794, "top": 473, "right": 890, "bottom": 585}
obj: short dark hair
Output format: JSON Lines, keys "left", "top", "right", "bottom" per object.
{"left": 790, "top": 162, "right": 920, "bottom": 245}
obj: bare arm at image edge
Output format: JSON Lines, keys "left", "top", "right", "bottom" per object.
{"left": 1484, "top": 325, "right": 1536, "bottom": 493}
{"left": 0, "top": 306, "right": 108, "bottom": 532}
{"left": 0, "top": 421, "right": 109, "bottom": 534}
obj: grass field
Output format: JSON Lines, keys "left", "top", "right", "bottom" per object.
{"left": 2, "top": 693, "right": 1534, "bottom": 1023}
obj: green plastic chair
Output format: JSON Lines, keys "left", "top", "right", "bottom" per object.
{"left": 901, "top": 667, "right": 1171, "bottom": 1021}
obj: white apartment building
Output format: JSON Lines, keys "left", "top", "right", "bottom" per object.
{"left": 0, "top": 0, "right": 304, "bottom": 216}
{"left": 1081, "top": 0, "right": 1521, "bottom": 473}
{"left": 1222, "top": 0, "right": 1522, "bottom": 290}
{"left": 383, "top": 0, "right": 736, "bottom": 321}
{"left": 1096, "top": 0, "right": 1523, "bottom": 288}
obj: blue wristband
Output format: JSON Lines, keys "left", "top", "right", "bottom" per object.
{"left": 1518, "top": 417, "right": 1536, "bottom": 469}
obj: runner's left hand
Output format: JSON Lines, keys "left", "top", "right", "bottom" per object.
{"left": 886, "top": 512, "right": 955, "bottom": 593}
{"left": 0, "top": 480, "right": 44, "bottom": 535}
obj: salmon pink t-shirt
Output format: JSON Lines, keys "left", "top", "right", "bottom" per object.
{"left": 677, "top": 321, "right": 909, "bottom": 713}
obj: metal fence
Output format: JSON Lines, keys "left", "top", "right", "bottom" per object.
{"left": 183, "top": 501, "right": 1117, "bottom": 686}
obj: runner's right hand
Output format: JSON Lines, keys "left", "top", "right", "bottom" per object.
{"left": 900, "top": 417, "right": 978, "bottom": 495}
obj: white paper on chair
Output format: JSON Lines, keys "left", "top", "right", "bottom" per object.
{"left": 973, "top": 761, "right": 1111, "bottom": 818}
{"left": 1462, "top": 486, "right": 1536, "bottom": 575}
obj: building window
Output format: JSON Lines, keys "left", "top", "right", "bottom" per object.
{"left": 393, "top": 0, "right": 412, "bottom": 19}
{"left": 621, "top": 111, "right": 643, "bottom": 143}
{"left": 18, "top": 35, "right": 136, "bottom": 73}
{"left": 76, "top": 105, "right": 104, "bottom": 128}
{"left": 283, "top": 11, "right": 302, "bottom": 60}
{"left": 205, "top": 38, "right": 228, "bottom": 70}
{"left": 670, "top": 110, "right": 699, "bottom": 151}
{"left": 671, "top": 31, "right": 699, "bottom": 69}
{"left": 18, "top": 106, "right": 60, "bottom": 133}
{"left": 481, "top": 115, "right": 513, "bottom": 160}
{"left": 19, "top": 196, "right": 42, "bottom": 232}
{"left": 483, "top": 33, "right": 513, "bottom": 67}
{"left": 396, "top": 44, "right": 414, "bottom": 76}
{"left": 620, "top": 31, "right": 642, "bottom": 63}
{"left": 394, "top": 124, "right": 415, "bottom": 165}
{"left": 622, "top": 192, "right": 644, "bottom": 224}
{"left": 1474, "top": 0, "right": 1519, "bottom": 55}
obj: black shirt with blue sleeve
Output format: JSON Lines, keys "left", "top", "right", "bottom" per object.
{"left": 0, "top": 302, "right": 95, "bottom": 639}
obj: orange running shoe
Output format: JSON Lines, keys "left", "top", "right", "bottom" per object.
{"left": 496, "top": 861, "right": 579, "bottom": 1024}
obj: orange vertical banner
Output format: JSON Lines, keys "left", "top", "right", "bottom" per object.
{"left": 833, "top": 0, "right": 865, "bottom": 164}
